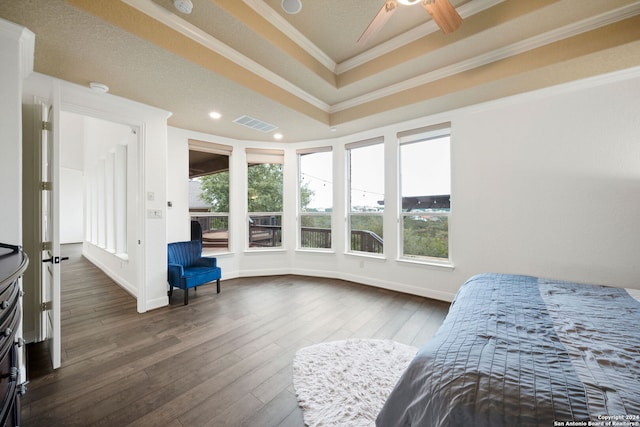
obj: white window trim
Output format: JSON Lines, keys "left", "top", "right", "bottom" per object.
{"left": 346, "top": 138, "right": 385, "bottom": 256}
{"left": 398, "top": 123, "right": 452, "bottom": 265}
{"left": 298, "top": 148, "right": 334, "bottom": 251}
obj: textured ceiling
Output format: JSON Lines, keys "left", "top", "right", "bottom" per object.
{"left": 1, "top": 0, "right": 640, "bottom": 142}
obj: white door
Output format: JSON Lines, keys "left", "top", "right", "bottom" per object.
{"left": 40, "top": 95, "right": 62, "bottom": 369}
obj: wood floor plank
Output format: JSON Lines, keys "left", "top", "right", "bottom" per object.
{"left": 22, "top": 243, "right": 451, "bottom": 426}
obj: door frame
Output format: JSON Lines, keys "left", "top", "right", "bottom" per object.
{"left": 23, "top": 72, "right": 171, "bottom": 320}
{"left": 61, "top": 102, "right": 146, "bottom": 313}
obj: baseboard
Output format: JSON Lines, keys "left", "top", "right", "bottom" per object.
{"left": 239, "top": 266, "right": 455, "bottom": 302}
{"left": 142, "top": 295, "right": 169, "bottom": 313}
{"left": 82, "top": 250, "right": 137, "bottom": 297}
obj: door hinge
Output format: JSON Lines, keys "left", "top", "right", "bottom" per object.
{"left": 41, "top": 301, "right": 51, "bottom": 311}
{"left": 41, "top": 181, "right": 52, "bottom": 191}
{"left": 42, "top": 121, "right": 52, "bottom": 131}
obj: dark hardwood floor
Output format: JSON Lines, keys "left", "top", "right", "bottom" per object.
{"left": 22, "top": 244, "right": 450, "bottom": 426}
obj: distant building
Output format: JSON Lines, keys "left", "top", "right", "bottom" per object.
{"left": 189, "top": 180, "right": 210, "bottom": 212}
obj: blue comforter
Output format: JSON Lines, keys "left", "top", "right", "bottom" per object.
{"left": 376, "top": 273, "right": 640, "bottom": 427}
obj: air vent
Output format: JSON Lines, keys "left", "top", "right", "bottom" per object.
{"left": 233, "top": 115, "right": 278, "bottom": 133}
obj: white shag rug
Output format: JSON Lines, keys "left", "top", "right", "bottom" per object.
{"left": 292, "top": 339, "right": 418, "bottom": 427}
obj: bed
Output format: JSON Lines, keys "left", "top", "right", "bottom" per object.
{"left": 376, "top": 273, "right": 640, "bottom": 427}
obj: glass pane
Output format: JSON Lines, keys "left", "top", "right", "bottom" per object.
{"left": 191, "top": 215, "right": 229, "bottom": 252}
{"left": 195, "top": 170, "right": 229, "bottom": 213}
{"left": 350, "top": 214, "right": 383, "bottom": 253}
{"left": 400, "top": 136, "right": 450, "bottom": 213}
{"left": 349, "top": 144, "right": 384, "bottom": 212}
{"left": 300, "top": 214, "right": 332, "bottom": 249}
{"left": 249, "top": 214, "right": 282, "bottom": 248}
{"left": 300, "top": 151, "right": 333, "bottom": 212}
{"left": 248, "top": 163, "right": 283, "bottom": 212}
{"left": 403, "top": 215, "right": 448, "bottom": 259}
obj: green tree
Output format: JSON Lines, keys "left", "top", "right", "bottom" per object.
{"left": 198, "top": 163, "right": 314, "bottom": 212}
{"left": 199, "top": 170, "right": 229, "bottom": 212}
{"left": 247, "top": 163, "right": 283, "bottom": 212}
{"left": 403, "top": 216, "right": 448, "bottom": 258}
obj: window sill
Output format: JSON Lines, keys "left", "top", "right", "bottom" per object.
{"left": 345, "top": 251, "right": 386, "bottom": 261}
{"left": 244, "top": 248, "right": 287, "bottom": 254}
{"left": 296, "top": 248, "right": 335, "bottom": 255}
{"left": 397, "top": 257, "right": 454, "bottom": 270}
{"left": 202, "top": 250, "right": 232, "bottom": 258}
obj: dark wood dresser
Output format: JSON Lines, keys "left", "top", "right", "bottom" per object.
{"left": 0, "top": 243, "right": 28, "bottom": 427}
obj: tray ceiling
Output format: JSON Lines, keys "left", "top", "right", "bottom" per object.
{"left": 1, "top": 0, "right": 640, "bottom": 142}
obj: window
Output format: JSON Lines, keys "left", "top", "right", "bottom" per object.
{"left": 399, "top": 124, "right": 451, "bottom": 262}
{"left": 298, "top": 147, "right": 333, "bottom": 249}
{"left": 246, "top": 148, "right": 284, "bottom": 249}
{"left": 347, "top": 138, "right": 384, "bottom": 254}
{"left": 188, "top": 140, "right": 232, "bottom": 253}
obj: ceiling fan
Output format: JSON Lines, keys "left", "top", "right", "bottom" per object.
{"left": 358, "top": 0, "right": 462, "bottom": 46}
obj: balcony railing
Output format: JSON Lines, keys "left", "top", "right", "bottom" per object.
{"left": 191, "top": 213, "right": 229, "bottom": 251}
{"left": 249, "top": 224, "right": 282, "bottom": 247}
{"left": 350, "top": 229, "right": 383, "bottom": 254}
{"left": 300, "top": 226, "right": 331, "bottom": 249}
{"left": 190, "top": 214, "right": 383, "bottom": 252}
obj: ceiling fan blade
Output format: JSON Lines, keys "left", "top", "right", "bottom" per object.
{"left": 357, "top": 0, "right": 398, "bottom": 47}
{"left": 422, "top": 0, "right": 462, "bottom": 34}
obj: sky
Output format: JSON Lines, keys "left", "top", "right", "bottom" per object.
{"left": 300, "top": 137, "right": 451, "bottom": 210}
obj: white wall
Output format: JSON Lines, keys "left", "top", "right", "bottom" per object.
{"left": 0, "top": 19, "right": 33, "bottom": 244}
{"left": 167, "top": 68, "right": 640, "bottom": 301}
{"left": 167, "top": 128, "right": 189, "bottom": 243}
{"left": 452, "top": 70, "right": 640, "bottom": 289}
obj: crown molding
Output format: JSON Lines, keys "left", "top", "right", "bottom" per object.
{"left": 119, "top": 0, "right": 640, "bottom": 119}
{"left": 336, "top": 0, "right": 504, "bottom": 74}
{"left": 121, "top": 0, "right": 330, "bottom": 112}
{"left": 242, "top": 0, "right": 337, "bottom": 72}
{"left": 330, "top": 2, "right": 640, "bottom": 113}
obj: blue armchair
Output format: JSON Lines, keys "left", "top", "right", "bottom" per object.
{"left": 167, "top": 240, "right": 221, "bottom": 305}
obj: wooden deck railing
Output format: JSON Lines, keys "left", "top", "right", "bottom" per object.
{"left": 193, "top": 218, "right": 382, "bottom": 253}
{"left": 350, "top": 229, "right": 383, "bottom": 253}
{"left": 300, "top": 226, "right": 332, "bottom": 249}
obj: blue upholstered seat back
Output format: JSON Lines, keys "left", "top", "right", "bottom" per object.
{"left": 167, "top": 240, "right": 202, "bottom": 268}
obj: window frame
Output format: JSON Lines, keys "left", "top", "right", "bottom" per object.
{"left": 398, "top": 123, "right": 453, "bottom": 267}
{"left": 246, "top": 148, "right": 284, "bottom": 251}
{"left": 297, "top": 147, "right": 334, "bottom": 251}
{"left": 188, "top": 139, "right": 233, "bottom": 254}
{"left": 346, "top": 137, "right": 385, "bottom": 257}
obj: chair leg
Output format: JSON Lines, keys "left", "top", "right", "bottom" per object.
{"left": 168, "top": 285, "right": 173, "bottom": 298}
{"left": 184, "top": 288, "right": 189, "bottom": 305}
{"left": 217, "top": 279, "right": 220, "bottom": 294}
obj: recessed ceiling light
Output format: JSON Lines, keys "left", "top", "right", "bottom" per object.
{"left": 330, "top": 127, "right": 337, "bottom": 132}
{"left": 273, "top": 133, "right": 283, "bottom": 140}
{"left": 398, "top": 0, "right": 421, "bottom": 5}
{"left": 281, "top": 0, "right": 302, "bottom": 14}
{"left": 209, "top": 111, "right": 222, "bottom": 119}
{"left": 89, "top": 82, "right": 109, "bottom": 94}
